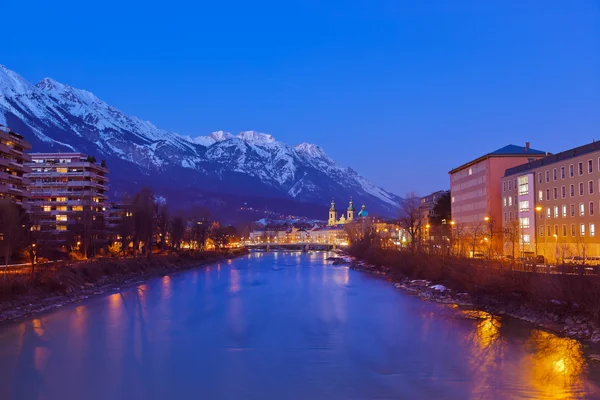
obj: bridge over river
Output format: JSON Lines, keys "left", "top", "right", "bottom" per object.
{"left": 244, "top": 242, "right": 342, "bottom": 251}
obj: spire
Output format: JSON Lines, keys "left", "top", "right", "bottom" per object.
{"left": 348, "top": 196, "right": 355, "bottom": 211}
{"left": 330, "top": 198, "right": 336, "bottom": 211}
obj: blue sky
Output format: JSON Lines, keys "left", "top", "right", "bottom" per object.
{"left": 2, "top": 0, "right": 599, "bottom": 195}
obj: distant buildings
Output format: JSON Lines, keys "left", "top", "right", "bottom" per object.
{"left": 26, "top": 153, "right": 109, "bottom": 249}
{"left": 502, "top": 141, "right": 600, "bottom": 260}
{"left": 0, "top": 125, "right": 32, "bottom": 206}
{"left": 449, "top": 143, "right": 547, "bottom": 228}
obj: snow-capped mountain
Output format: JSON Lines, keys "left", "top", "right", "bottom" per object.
{"left": 0, "top": 64, "right": 402, "bottom": 218}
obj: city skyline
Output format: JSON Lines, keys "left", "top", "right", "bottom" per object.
{"left": 2, "top": 1, "right": 599, "bottom": 196}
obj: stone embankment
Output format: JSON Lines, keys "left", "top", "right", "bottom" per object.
{"left": 329, "top": 255, "right": 600, "bottom": 345}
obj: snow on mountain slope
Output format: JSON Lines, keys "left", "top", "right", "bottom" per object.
{"left": 0, "top": 64, "right": 402, "bottom": 216}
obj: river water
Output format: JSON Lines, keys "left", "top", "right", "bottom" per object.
{"left": 0, "top": 252, "right": 599, "bottom": 399}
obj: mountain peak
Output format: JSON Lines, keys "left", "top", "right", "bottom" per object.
{"left": 36, "top": 77, "right": 65, "bottom": 91}
{"left": 237, "top": 131, "right": 275, "bottom": 145}
{"left": 295, "top": 142, "right": 326, "bottom": 158}
{"left": 0, "top": 64, "right": 31, "bottom": 95}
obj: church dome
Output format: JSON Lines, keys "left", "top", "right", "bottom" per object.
{"left": 357, "top": 205, "right": 369, "bottom": 218}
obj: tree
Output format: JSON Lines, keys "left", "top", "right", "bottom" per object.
{"left": 132, "top": 187, "right": 156, "bottom": 256}
{"left": 0, "top": 199, "right": 29, "bottom": 266}
{"left": 191, "top": 220, "right": 209, "bottom": 251}
{"left": 157, "top": 203, "right": 170, "bottom": 250}
{"left": 398, "top": 192, "right": 422, "bottom": 253}
{"left": 429, "top": 192, "right": 451, "bottom": 225}
{"left": 210, "top": 222, "right": 229, "bottom": 250}
{"left": 171, "top": 216, "right": 186, "bottom": 250}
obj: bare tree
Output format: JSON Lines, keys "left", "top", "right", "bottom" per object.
{"left": 132, "top": 187, "right": 156, "bottom": 256}
{"left": 171, "top": 216, "right": 186, "bottom": 250}
{"left": 398, "top": 193, "right": 422, "bottom": 253}
{"left": 156, "top": 203, "right": 170, "bottom": 250}
{"left": 503, "top": 220, "right": 520, "bottom": 265}
{"left": 0, "top": 199, "right": 29, "bottom": 266}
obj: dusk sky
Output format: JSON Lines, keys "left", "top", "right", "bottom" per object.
{"left": 2, "top": 0, "right": 599, "bottom": 196}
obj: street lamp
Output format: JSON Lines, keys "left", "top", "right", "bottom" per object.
{"left": 553, "top": 233, "right": 559, "bottom": 264}
{"left": 484, "top": 216, "right": 492, "bottom": 259}
{"left": 535, "top": 206, "right": 543, "bottom": 258}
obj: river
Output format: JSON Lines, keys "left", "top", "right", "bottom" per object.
{"left": 0, "top": 252, "right": 599, "bottom": 399}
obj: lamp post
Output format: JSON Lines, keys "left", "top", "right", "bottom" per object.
{"left": 535, "top": 206, "right": 543, "bottom": 259}
{"left": 553, "top": 233, "right": 558, "bottom": 264}
{"left": 450, "top": 220, "right": 457, "bottom": 256}
{"left": 484, "top": 216, "right": 492, "bottom": 259}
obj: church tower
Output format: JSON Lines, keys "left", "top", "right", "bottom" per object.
{"left": 328, "top": 199, "right": 337, "bottom": 226}
{"left": 347, "top": 197, "right": 355, "bottom": 222}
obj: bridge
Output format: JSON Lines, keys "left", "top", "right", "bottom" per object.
{"left": 244, "top": 242, "right": 342, "bottom": 252}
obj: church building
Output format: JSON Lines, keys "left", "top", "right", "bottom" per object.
{"left": 328, "top": 198, "right": 369, "bottom": 226}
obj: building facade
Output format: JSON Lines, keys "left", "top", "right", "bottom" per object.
{"left": 502, "top": 141, "right": 600, "bottom": 261}
{"left": 449, "top": 144, "right": 547, "bottom": 228}
{"left": 0, "top": 126, "right": 32, "bottom": 206}
{"left": 26, "top": 153, "right": 109, "bottom": 250}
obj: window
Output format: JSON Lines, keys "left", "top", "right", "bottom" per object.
{"left": 468, "top": 168, "right": 473, "bottom": 175}
{"left": 554, "top": 206, "right": 559, "bottom": 218}
{"left": 590, "top": 202, "right": 595, "bottom": 216}
{"left": 580, "top": 203, "right": 585, "bottom": 216}
{"left": 561, "top": 166, "right": 565, "bottom": 179}
{"left": 561, "top": 186, "right": 566, "bottom": 198}
{"left": 546, "top": 207, "right": 551, "bottom": 218}
{"left": 570, "top": 164, "right": 574, "bottom": 177}
{"left": 508, "top": 180, "right": 512, "bottom": 190}
{"left": 518, "top": 176, "right": 529, "bottom": 195}
{"left": 522, "top": 234, "right": 530, "bottom": 244}
{"left": 546, "top": 189, "right": 550, "bottom": 201}
{"left": 589, "top": 159, "right": 593, "bottom": 173}
{"left": 581, "top": 224, "right": 586, "bottom": 236}
{"left": 503, "top": 181, "right": 506, "bottom": 192}
{"left": 562, "top": 205, "right": 567, "bottom": 217}
{"left": 562, "top": 225, "right": 567, "bottom": 237}
{"left": 503, "top": 197, "right": 507, "bottom": 207}
{"left": 519, "top": 200, "right": 530, "bottom": 212}
{"left": 538, "top": 190, "right": 543, "bottom": 201}
{"left": 56, "top": 167, "right": 67, "bottom": 173}
{"left": 579, "top": 182, "right": 584, "bottom": 196}
{"left": 56, "top": 206, "right": 67, "bottom": 211}
{"left": 538, "top": 172, "right": 542, "bottom": 184}
{"left": 570, "top": 184, "right": 575, "bottom": 197}
{"left": 504, "top": 213, "right": 507, "bottom": 222}
{"left": 579, "top": 162, "right": 583, "bottom": 175}
{"left": 57, "top": 225, "right": 67, "bottom": 231}
{"left": 508, "top": 197, "right": 513, "bottom": 206}
{"left": 43, "top": 206, "right": 51, "bottom": 212}
{"left": 590, "top": 181, "right": 594, "bottom": 194}
{"left": 540, "top": 226, "right": 544, "bottom": 237}
{"left": 553, "top": 168, "right": 557, "bottom": 181}
{"left": 545, "top": 170, "right": 550, "bottom": 182}
{"left": 509, "top": 211, "right": 512, "bottom": 221}
{"left": 553, "top": 187, "right": 558, "bottom": 200}
{"left": 520, "top": 217, "right": 530, "bottom": 228}
{"left": 72, "top": 205, "right": 83, "bottom": 211}
{"left": 547, "top": 225, "right": 551, "bottom": 236}
{"left": 570, "top": 204, "right": 575, "bottom": 217}
{"left": 554, "top": 225, "right": 558, "bottom": 236}
{"left": 56, "top": 215, "right": 67, "bottom": 222}
{"left": 56, "top": 197, "right": 67, "bottom": 202}
{"left": 591, "top": 223, "right": 596, "bottom": 237}
{"left": 452, "top": 196, "right": 455, "bottom": 203}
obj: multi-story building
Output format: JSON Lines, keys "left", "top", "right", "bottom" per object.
{"left": 419, "top": 190, "right": 450, "bottom": 244}
{"left": 26, "top": 153, "right": 109, "bottom": 251}
{"left": 502, "top": 141, "right": 600, "bottom": 261}
{"left": 0, "top": 126, "right": 32, "bottom": 206}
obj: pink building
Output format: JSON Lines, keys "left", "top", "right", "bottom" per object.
{"left": 449, "top": 144, "right": 547, "bottom": 229}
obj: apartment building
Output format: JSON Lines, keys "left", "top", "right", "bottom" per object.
{"left": 419, "top": 190, "right": 450, "bottom": 242}
{"left": 449, "top": 143, "right": 546, "bottom": 229}
{"left": 0, "top": 126, "right": 32, "bottom": 206}
{"left": 26, "top": 153, "right": 109, "bottom": 250}
{"left": 502, "top": 141, "right": 600, "bottom": 261}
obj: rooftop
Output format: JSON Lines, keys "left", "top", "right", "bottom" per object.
{"left": 504, "top": 140, "right": 600, "bottom": 177}
{"left": 449, "top": 143, "right": 547, "bottom": 174}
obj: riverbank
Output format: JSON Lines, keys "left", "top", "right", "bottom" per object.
{"left": 0, "top": 249, "right": 249, "bottom": 322}
{"left": 331, "top": 252, "right": 600, "bottom": 345}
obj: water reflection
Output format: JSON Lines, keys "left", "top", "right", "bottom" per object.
{"left": 1, "top": 252, "right": 600, "bottom": 400}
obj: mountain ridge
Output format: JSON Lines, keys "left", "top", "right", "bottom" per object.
{"left": 0, "top": 64, "right": 402, "bottom": 220}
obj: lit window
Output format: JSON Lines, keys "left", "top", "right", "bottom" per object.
{"left": 72, "top": 205, "right": 83, "bottom": 211}
{"left": 546, "top": 207, "right": 551, "bottom": 219}
{"left": 519, "top": 200, "right": 529, "bottom": 212}
{"left": 580, "top": 203, "right": 585, "bottom": 216}
{"left": 520, "top": 217, "right": 530, "bottom": 228}
{"left": 591, "top": 224, "right": 596, "bottom": 237}
{"left": 43, "top": 206, "right": 51, "bottom": 212}
{"left": 508, "top": 197, "right": 513, "bottom": 206}
{"left": 56, "top": 206, "right": 67, "bottom": 211}
{"left": 57, "top": 225, "right": 67, "bottom": 231}
{"left": 56, "top": 215, "right": 67, "bottom": 222}
{"left": 554, "top": 206, "right": 558, "bottom": 218}
{"left": 56, "top": 197, "right": 66, "bottom": 202}
{"left": 562, "top": 205, "right": 567, "bottom": 217}
{"left": 581, "top": 224, "right": 586, "bottom": 236}
{"left": 503, "top": 197, "right": 507, "bottom": 207}
{"left": 468, "top": 168, "right": 472, "bottom": 175}
{"left": 56, "top": 167, "right": 67, "bottom": 173}
{"left": 538, "top": 190, "right": 543, "bottom": 201}
{"left": 522, "top": 234, "right": 530, "bottom": 244}
{"left": 518, "top": 175, "right": 529, "bottom": 194}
